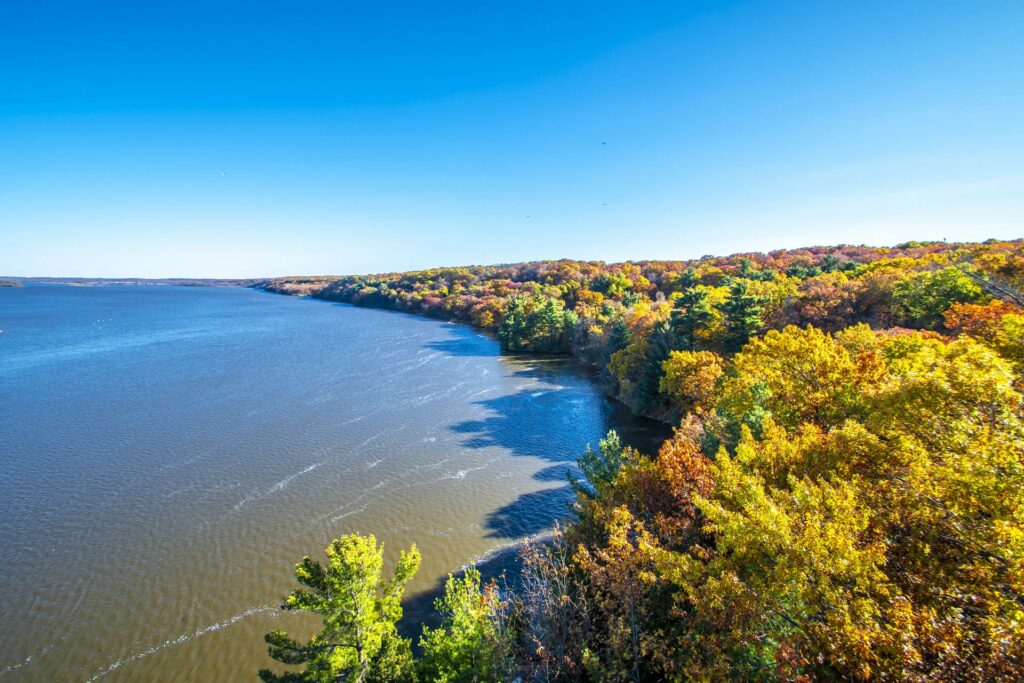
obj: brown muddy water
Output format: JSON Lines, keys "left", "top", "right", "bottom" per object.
{"left": 0, "top": 285, "right": 666, "bottom": 682}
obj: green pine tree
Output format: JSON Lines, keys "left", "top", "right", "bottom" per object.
{"left": 635, "top": 321, "right": 675, "bottom": 412}
{"left": 670, "top": 287, "right": 714, "bottom": 351}
{"left": 718, "top": 279, "right": 764, "bottom": 353}
{"left": 259, "top": 534, "right": 420, "bottom": 683}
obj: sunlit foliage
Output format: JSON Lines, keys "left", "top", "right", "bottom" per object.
{"left": 260, "top": 535, "right": 420, "bottom": 683}
{"left": 659, "top": 349, "right": 723, "bottom": 416}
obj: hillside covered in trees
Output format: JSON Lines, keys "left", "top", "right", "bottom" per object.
{"left": 257, "top": 239, "right": 1024, "bottom": 681}
{"left": 258, "top": 240, "right": 1024, "bottom": 422}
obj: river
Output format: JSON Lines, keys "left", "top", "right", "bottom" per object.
{"left": 0, "top": 284, "right": 665, "bottom": 682}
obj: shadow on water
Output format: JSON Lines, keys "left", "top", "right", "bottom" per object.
{"left": 485, "top": 485, "right": 575, "bottom": 540}
{"left": 422, "top": 337, "right": 498, "bottom": 357}
{"left": 482, "top": 464, "right": 579, "bottom": 540}
{"left": 419, "top": 320, "right": 500, "bottom": 357}
{"left": 450, "top": 389, "right": 582, "bottom": 462}
{"left": 531, "top": 463, "right": 577, "bottom": 482}
{"left": 450, "top": 387, "right": 670, "bottom": 463}
{"left": 400, "top": 341, "right": 673, "bottom": 643}
{"left": 450, "top": 362, "right": 672, "bottom": 537}
{"left": 506, "top": 356, "right": 589, "bottom": 382}
{"left": 483, "top": 464, "right": 581, "bottom": 544}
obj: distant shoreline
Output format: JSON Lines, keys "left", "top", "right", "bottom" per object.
{"left": 2, "top": 277, "right": 260, "bottom": 287}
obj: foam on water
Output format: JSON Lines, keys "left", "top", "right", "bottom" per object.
{"left": 85, "top": 606, "right": 278, "bottom": 682}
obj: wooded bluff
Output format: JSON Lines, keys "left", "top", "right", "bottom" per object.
{"left": 256, "top": 239, "right": 1024, "bottom": 681}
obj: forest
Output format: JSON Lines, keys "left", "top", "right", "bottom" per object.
{"left": 257, "top": 239, "right": 1024, "bottom": 681}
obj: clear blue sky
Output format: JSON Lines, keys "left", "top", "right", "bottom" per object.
{"left": 2, "top": 1, "right": 1022, "bottom": 277}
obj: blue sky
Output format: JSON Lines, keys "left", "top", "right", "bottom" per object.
{"left": 1, "top": 1, "right": 1022, "bottom": 277}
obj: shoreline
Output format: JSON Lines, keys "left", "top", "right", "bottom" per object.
{"left": 253, "top": 281, "right": 677, "bottom": 436}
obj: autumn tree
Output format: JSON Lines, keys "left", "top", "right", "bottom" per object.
{"left": 514, "top": 529, "right": 596, "bottom": 682}
{"left": 659, "top": 350, "right": 724, "bottom": 415}
{"left": 793, "top": 272, "right": 863, "bottom": 331}
{"left": 655, "top": 327, "right": 1024, "bottom": 680}
{"left": 718, "top": 324, "right": 874, "bottom": 432}
{"left": 943, "top": 299, "right": 1024, "bottom": 368}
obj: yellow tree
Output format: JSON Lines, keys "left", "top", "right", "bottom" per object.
{"left": 659, "top": 350, "right": 724, "bottom": 415}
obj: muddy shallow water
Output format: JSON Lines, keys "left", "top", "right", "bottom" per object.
{"left": 0, "top": 285, "right": 665, "bottom": 682}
